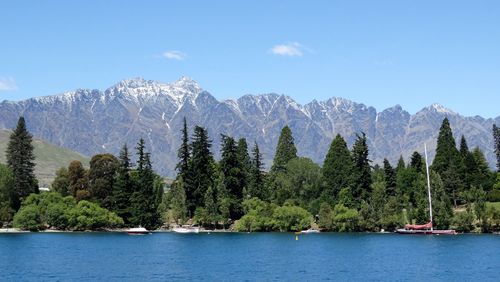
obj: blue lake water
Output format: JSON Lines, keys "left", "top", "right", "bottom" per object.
{"left": 0, "top": 233, "right": 498, "bottom": 281}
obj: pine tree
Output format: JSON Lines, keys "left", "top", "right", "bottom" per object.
{"left": 131, "top": 139, "right": 160, "bottom": 229}
{"left": 493, "top": 124, "right": 500, "bottom": 170}
{"left": 410, "top": 152, "right": 424, "bottom": 173}
{"left": 459, "top": 135, "right": 469, "bottom": 160}
{"left": 110, "top": 144, "right": 134, "bottom": 224}
{"left": 396, "top": 155, "right": 406, "bottom": 172}
{"left": 248, "top": 142, "right": 265, "bottom": 199}
{"left": 220, "top": 135, "right": 245, "bottom": 219}
{"left": 432, "top": 118, "right": 463, "bottom": 207}
{"left": 322, "top": 134, "right": 353, "bottom": 201}
{"left": 6, "top": 117, "right": 38, "bottom": 210}
{"left": 351, "top": 133, "right": 372, "bottom": 203}
{"left": 432, "top": 118, "right": 460, "bottom": 173}
{"left": 188, "top": 126, "right": 214, "bottom": 215}
{"left": 236, "top": 138, "right": 252, "bottom": 194}
{"left": 383, "top": 159, "right": 396, "bottom": 196}
{"left": 459, "top": 136, "right": 476, "bottom": 192}
{"left": 176, "top": 117, "right": 191, "bottom": 179}
{"left": 271, "top": 126, "right": 297, "bottom": 172}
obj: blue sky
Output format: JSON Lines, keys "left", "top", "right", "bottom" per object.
{"left": 1, "top": 0, "right": 499, "bottom": 117}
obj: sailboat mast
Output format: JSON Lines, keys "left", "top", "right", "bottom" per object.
{"left": 424, "top": 144, "right": 433, "bottom": 231}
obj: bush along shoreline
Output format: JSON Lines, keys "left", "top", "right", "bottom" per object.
{"left": 1, "top": 116, "right": 500, "bottom": 233}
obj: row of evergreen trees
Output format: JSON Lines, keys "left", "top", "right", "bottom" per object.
{"left": 170, "top": 118, "right": 265, "bottom": 226}
{"left": 2, "top": 115, "right": 500, "bottom": 232}
{"left": 165, "top": 117, "right": 500, "bottom": 232}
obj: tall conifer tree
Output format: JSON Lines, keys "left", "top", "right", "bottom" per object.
{"left": 459, "top": 136, "right": 476, "bottom": 191}
{"left": 383, "top": 159, "right": 396, "bottom": 196}
{"left": 410, "top": 152, "right": 424, "bottom": 173}
{"left": 432, "top": 118, "right": 463, "bottom": 207}
{"left": 322, "top": 134, "right": 353, "bottom": 201}
{"left": 188, "top": 126, "right": 214, "bottom": 214}
{"left": 432, "top": 118, "right": 460, "bottom": 173}
{"left": 6, "top": 117, "right": 38, "bottom": 210}
{"left": 110, "top": 144, "right": 134, "bottom": 223}
{"left": 351, "top": 133, "right": 372, "bottom": 202}
{"left": 176, "top": 117, "right": 191, "bottom": 179}
{"left": 271, "top": 126, "right": 297, "bottom": 172}
{"left": 131, "top": 138, "right": 160, "bottom": 229}
{"left": 248, "top": 142, "right": 265, "bottom": 199}
{"left": 236, "top": 138, "right": 252, "bottom": 193}
{"left": 396, "top": 156, "right": 406, "bottom": 172}
{"left": 220, "top": 135, "right": 245, "bottom": 218}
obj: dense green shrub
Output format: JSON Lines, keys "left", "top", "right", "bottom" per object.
{"left": 235, "top": 198, "right": 312, "bottom": 232}
{"left": 272, "top": 205, "right": 313, "bottom": 232}
{"left": 13, "top": 205, "right": 41, "bottom": 231}
{"left": 13, "top": 192, "right": 123, "bottom": 231}
{"left": 452, "top": 211, "right": 475, "bottom": 232}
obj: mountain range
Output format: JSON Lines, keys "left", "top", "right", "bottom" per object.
{"left": 0, "top": 77, "right": 498, "bottom": 176}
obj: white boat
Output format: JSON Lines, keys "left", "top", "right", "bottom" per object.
{"left": 126, "top": 227, "right": 151, "bottom": 235}
{"left": 172, "top": 226, "right": 200, "bottom": 233}
{"left": 301, "top": 229, "right": 320, "bottom": 234}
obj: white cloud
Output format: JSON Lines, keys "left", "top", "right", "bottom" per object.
{"left": 162, "top": 50, "right": 187, "bottom": 60}
{"left": 269, "top": 42, "right": 304, "bottom": 57}
{"left": 0, "top": 77, "right": 18, "bottom": 91}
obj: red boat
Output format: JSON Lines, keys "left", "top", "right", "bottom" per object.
{"left": 396, "top": 221, "right": 457, "bottom": 235}
{"left": 396, "top": 144, "right": 457, "bottom": 236}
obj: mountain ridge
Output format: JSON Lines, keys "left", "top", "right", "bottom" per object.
{"left": 0, "top": 77, "right": 498, "bottom": 176}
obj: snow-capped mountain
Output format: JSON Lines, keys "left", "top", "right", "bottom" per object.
{"left": 0, "top": 77, "right": 498, "bottom": 176}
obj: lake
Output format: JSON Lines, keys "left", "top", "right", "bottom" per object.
{"left": 0, "top": 233, "right": 498, "bottom": 281}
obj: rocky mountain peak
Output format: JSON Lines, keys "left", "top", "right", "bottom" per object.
{"left": 0, "top": 77, "right": 497, "bottom": 176}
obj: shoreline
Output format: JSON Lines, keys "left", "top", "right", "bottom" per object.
{"left": 1, "top": 228, "right": 496, "bottom": 235}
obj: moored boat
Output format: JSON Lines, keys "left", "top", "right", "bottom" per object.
{"left": 301, "top": 229, "right": 320, "bottom": 234}
{"left": 396, "top": 144, "right": 457, "bottom": 236}
{"left": 172, "top": 226, "right": 200, "bottom": 233}
{"left": 126, "top": 227, "right": 151, "bottom": 235}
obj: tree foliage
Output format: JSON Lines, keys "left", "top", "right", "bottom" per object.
{"left": 0, "top": 164, "right": 15, "bottom": 223}
{"left": 351, "top": 133, "right": 372, "bottom": 203}
{"left": 13, "top": 192, "right": 123, "bottom": 231}
{"left": 248, "top": 142, "right": 265, "bottom": 199}
{"left": 6, "top": 117, "right": 38, "bottom": 210}
{"left": 322, "top": 134, "right": 353, "bottom": 202}
{"left": 88, "top": 154, "right": 119, "bottom": 208}
{"left": 271, "top": 125, "right": 297, "bottom": 172}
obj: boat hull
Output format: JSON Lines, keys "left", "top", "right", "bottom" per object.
{"left": 172, "top": 227, "right": 200, "bottom": 234}
{"left": 127, "top": 231, "right": 150, "bottom": 235}
{"left": 396, "top": 229, "right": 457, "bottom": 235}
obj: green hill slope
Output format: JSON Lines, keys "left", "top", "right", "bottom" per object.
{"left": 0, "top": 130, "right": 89, "bottom": 187}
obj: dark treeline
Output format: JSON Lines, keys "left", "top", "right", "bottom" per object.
{"left": 1, "top": 116, "right": 500, "bottom": 232}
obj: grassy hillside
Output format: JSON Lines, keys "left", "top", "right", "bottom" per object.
{"left": 0, "top": 130, "right": 89, "bottom": 187}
